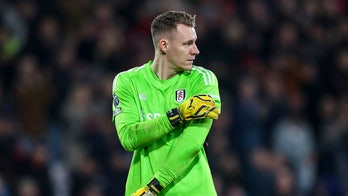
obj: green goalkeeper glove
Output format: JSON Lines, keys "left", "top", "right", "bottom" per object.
{"left": 131, "top": 178, "right": 163, "bottom": 196}
{"left": 166, "top": 94, "right": 220, "bottom": 127}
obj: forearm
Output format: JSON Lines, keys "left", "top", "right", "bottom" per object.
{"left": 154, "top": 119, "right": 213, "bottom": 187}
{"left": 115, "top": 115, "right": 173, "bottom": 152}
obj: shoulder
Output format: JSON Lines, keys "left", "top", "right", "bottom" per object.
{"left": 112, "top": 65, "right": 147, "bottom": 87}
{"left": 191, "top": 65, "right": 216, "bottom": 75}
{"left": 116, "top": 64, "right": 147, "bottom": 78}
{"left": 189, "top": 65, "right": 218, "bottom": 86}
{"left": 114, "top": 65, "right": 145, "bottom": 81}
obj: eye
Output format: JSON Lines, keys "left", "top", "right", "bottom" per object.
{"left": 183, "top": 40, "right": 194, "bottom": 46}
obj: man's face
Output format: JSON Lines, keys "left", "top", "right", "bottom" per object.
{"left": 166, "top": 24, "right": 200, "bottom": 71}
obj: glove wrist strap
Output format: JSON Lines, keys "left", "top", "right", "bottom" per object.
{"left": 166, "top": 108, "right": 182, "bottom": 127}
{"left": 147, "top": 178, "right": 163, "bottom": 194}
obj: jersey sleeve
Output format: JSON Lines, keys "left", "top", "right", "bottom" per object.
{"left": 154, "top": 119, "right": 213, "bottom": 187}
{"left": 153, "top": 67, "right": 221, "bottom": 187}
{"left": 191, "top": 67, "right": 221, "bottom": 109}
{"left": 112, "top": 73, "right": 174, "bottom": 152}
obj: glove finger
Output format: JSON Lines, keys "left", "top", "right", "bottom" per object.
{"left": 193, "top": 101, "right": 216, "bottom": 110}
{"left": 207, "top": 106, "right": 220, "bottom": 119}
{"left": 193, "top": 105, "right": 209, "bottom": 116}
{"left": 186, "top": 114, "right": 203, "bottom": 120}
{"left": 206, "top": 111, "right": 219, "bottom": 120}
{"left": 195, "top": 95, "right": 214, "bottom": 102}
{"left": 203, "top": 101, "right": 216, "bottom": 106}
{"left": 207, "top": 106, "right": 220, "bottom": 114}
{"left": 211, "top": 108, "right": 221, "bottom": 115}
{"left": 195, "top": 94, "right": 212, "bottom": 98}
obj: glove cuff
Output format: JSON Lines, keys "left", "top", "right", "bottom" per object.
{"left": 147, "top": 178, "right": 163, "bottom": 194}
{"left": 166, "top": 108, "right": 182, "bottom": 127}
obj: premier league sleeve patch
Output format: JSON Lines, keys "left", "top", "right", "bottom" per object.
{"left": 112, "top": 94, "right": 122, "bottom": 117}
{"left": 113, "top": 94, "right": 120, "bottom": 107}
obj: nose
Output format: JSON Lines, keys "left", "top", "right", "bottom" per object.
{"left": 191, "top": 43, "right": 200, "bottom": 55}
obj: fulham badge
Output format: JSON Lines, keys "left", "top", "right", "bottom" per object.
{"left": 175, "top": 89, "right": 186, "bottom": 103}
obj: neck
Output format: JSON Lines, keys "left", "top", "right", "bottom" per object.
{"left": 151, "top": 55, "right": 177, "bottom": 80}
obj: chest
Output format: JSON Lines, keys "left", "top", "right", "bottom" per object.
{"left": 132, "top": 79, "right": 193, "bottom": 119}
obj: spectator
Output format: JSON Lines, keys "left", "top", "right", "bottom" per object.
{"left": 273, "top": 90, "right": 317, "bottom": 195}
{"left": 12, "top": 54, "right": 54, "bottom": 140}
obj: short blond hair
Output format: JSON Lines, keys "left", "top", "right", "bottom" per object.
{"left": 151, "top": 11, "right": 196, "bottom": 48}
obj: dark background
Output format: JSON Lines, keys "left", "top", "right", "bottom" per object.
{"left": 1, "top": 0, "right": 348, "bottom": 195}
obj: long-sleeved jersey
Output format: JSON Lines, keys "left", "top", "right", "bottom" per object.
{"left": 112, "top": 61, "right": 221, "bottom": 196}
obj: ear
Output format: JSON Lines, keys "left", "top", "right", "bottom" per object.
{"left": 159, "top": 39, "right": 169, "bottom": 54}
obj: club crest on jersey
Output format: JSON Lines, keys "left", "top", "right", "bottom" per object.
{"left": 175, "top": 89, "right": 186, "bottom": 103}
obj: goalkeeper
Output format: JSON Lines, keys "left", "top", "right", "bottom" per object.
{"left": 112, "top": 11, "right": 221, "bottom": 196}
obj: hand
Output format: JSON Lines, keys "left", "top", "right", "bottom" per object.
{"left": 132, "top": 178, "right": 163, "bottom": 196}
{"left": 131, "top": 186, "right": 156, "bottom": 196}
{"left": 178, "top": 94, "right": 220, "bottom": 120}
{"left": 166, "top": 94, "right": 220, "bottom": 126}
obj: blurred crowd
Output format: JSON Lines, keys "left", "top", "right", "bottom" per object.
{"left": 0, "top": 0, "right": 348, "bottom": 195}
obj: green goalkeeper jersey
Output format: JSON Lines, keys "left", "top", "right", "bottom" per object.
{"left": 112, "top": 61, "right": 221, "bottom": 196}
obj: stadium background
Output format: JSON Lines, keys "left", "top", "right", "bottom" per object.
{"left": 0, "top": 0, "right": 348, "bottom": 195}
